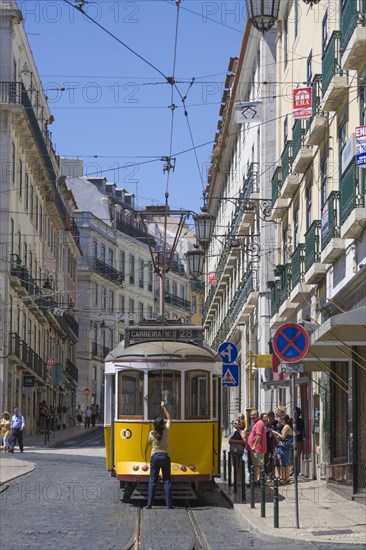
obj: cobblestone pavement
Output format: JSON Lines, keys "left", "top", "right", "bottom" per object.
{"left": 1, "top": 431, "right": 364, "bottom": 550}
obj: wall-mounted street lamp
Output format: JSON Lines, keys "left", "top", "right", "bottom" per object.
{"left": 193, "top": 212, "right": 215, "bottom": 250}
{"left": 186, "top": 247, "right": 205, "bottom": 280}
{"left": 245, "top": 0, "right": 280, "bottom": 32}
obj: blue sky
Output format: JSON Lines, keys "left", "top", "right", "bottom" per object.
{"left": 23, "top": 0, "right": 247, "bottom": 213}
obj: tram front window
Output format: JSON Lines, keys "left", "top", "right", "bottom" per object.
{"left": 118, "top": 370, "right": 143, "bottom": 418}
{"left": 148, "top": 370, "right": 181, "bottom": 419}
{"left": 185, "top": 370, "right": 210, "bottom": 418}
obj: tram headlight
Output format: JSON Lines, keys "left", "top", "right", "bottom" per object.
{"left": 142, "top": 465, "right": 149, "bottom": 472}
{"left": 188, "top": 464, "right": 196, "bottom": 472}
{"left": 133, "top": 465, "right": 139, "bottom": 471}
{"left": 180, "top": 465, "right": 187, "bottom": 472}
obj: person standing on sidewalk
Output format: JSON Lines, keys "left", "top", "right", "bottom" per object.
{"left": 9, "top": 407, "right": 25, "bottom": 453}
{"left": 247, "top": 409, "right": 267, "bottom": 483}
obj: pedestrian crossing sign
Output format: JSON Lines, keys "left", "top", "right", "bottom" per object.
{"left": 222, "top": 364, "right": 239, "bottom": 386}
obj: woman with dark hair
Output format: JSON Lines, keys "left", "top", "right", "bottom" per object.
{"left": 272, "top": 414, "right": 293, "bottom": 484}
{"left": 146, "top": 401, "right": 173, "bottom": 509}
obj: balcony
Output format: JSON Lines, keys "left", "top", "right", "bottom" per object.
{"left": 212, "top": 315, "right": 230, "bottom": 353}
{"left": 305, "top": 75, "right": 328, "bottom": 146}
{"left": 63, "top": 313, "right": 79, "bottom": 339}
{"left": 9, "top": 333, "right": 46, "bottom": 380}
{"left": 277, "top": 263, "right": 298, "bottom": 317}
{"left": 91, "top": 258, "right": 124, "bottom": 285}
{"left": 321, "top": 191, "right": 346, "bottom": 263}
{"left": 165, "top": 293, "right": 191, "bottom": 311}
{"left": 341, "top": 0, "right": 366, "bottom": 71}
{"left": 116, "top": 217, "right": 155, "bottom": 246}
{"left": 272, "top": 167, "right": 290, "bottom": 219}
{"left": 92, "top": 342, "right": 110, "bottom": 360}
{"left": 292, "top": 119, "right": 314, "bottom": 174}
{"left": 280, "top": 141, "right": 301, "bottom": 200}
{"left": 66, "top": 359, "right": 78, "bottom": 383}
{"left": 67, "top": 217, "right": 80, "bottom": 245}
{"left": 229, "top": 268, "right": 258, "bottom": 325}
{"left": 321, "top": 31, "right": 348, "bottom": 112}
{"left": 304, "top": 221, "right": 327, "bottom": 284}
{"left": 290, "top": 244, "right": 311, "bottom": 302}
{"left": 340, "top": 162, "right": 366, "bottom": 239}
{"left": 46, "top": 187, "right": 68, "bottom": 229}
{"left": 269, "top": 281, "right": 280, "bottom": 318}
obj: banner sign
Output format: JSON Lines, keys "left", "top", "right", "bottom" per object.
{"left": 356, "top": 126, "right": 366, "bottom": 167}
{"left": 293, "top": 87, "right": 312, "bottom": 119}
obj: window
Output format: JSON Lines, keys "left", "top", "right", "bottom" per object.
{"left": 118, "top": 370, "right": 143, "bottom": 417}
{"left": 119, "top": 251, "right": 125, "bottom": 279}
{"left": 284, "top": 9, "right": 288, "bottom": 70}
{"left": 294, "top": 0, "right": 299, "bottom": 39}
{"left": 12, "top": 143, "right": 15, "bottom": 184}
{"left": 322, "top": 10, "right": 328, "bottom": 53}
{"left": 307, "top": 51, "right": 312, "bottom": 84}
{"left": 30, "top": 186, "right": 33, "bottom": 221}
{"left": 148, "top": 370, "right": 181, "bottom": 419}
{"left": 93, "top": 283, "right": 98, "bottom": 306}
{"left": 185, "top": 370, "right": 210, "bottom": 418}
{"left": 129, "top": 299, "right": 134, "bottom": 323}
{"left": 148, "top": 262, "right": 153, "bottom": 291}
{"left": 102, "top": 286, "right": 107, "bottom": 310}
{"left": 93, "top": 240, "right": 98, "bottom": 258}
{"left": 108, "top": 248, "right": 113, "bottom": 267}
{"left": 19, "top": 159, "right": 23, "bottom": 198}
{"left": 119, "top": 295, "right": 125, "bottom": 316}
{"left": 147, "top": 305, "right": 153, "bottom": 318}
{"left": 129, "top": 254, "right": 135, "bottom": 284}
{"left": 101, "top": 244, "right": 106, "bottom": 263}
{"left": 306, "top": 184, "right": 312, "bottom": 231}
{"left": 109, "top": 290, "right": 114, "bottom": 312}
{"left": 138, "top": 302, "right": 144, "bottom": 322}
{"left": 35, "top": 196, "right": 39, "bottom": 230}
{"left": 10, "top": 219, "right": 14, "bottom": 254}
{"left": 138, "top": 259, "right": 144, "bottom": 289}
{"left": 25, "top": 174, "right": 29, "bottom": 211}
{"left": 39, "top": 206, "right": 43, "bottom": 238}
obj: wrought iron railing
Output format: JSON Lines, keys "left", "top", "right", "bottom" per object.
{"left": 92, "top": 342, "right": 110, "bottom": 359}
{"left": 116, "top": 217, "right": 155, "bottom": 245}
{"left": 291, "top": 244, "right": 305, "bottom": 288}
{"left": 10, "top": 254, "right": 42, "bottom": 297}
{"left": 292, "top": 119, "right": 307, "bottom": 160}
{"left": 306, "top": 74, "right": 323, "bottom": 132}
{"left": 281, "top": 141, "right": 293, "bottom": 182}
{"left": 92, "top": 258, "right": 124, "bottom": 285}
{"left": 341, "top": 0, "right": 366, "bottom": 51}
{"left": 66, "top": 359, "right": 78, "bottom": 382}
{"left": 305, "top": 220, "right": 321, "bottom": 273}
{"left": 165, "top": 293, "right": 191, "bottom": 311}
{"left": 279, "top": 263, "right": 291, "bottom": 305}
{"left": 321, "top": 191, "right": 340, "bottom": 250}
{"left": 229, "top": 268, "right": 256, "bottom": 325}
{"left": 340, "top": 162, "right": 365, "bottom": 225}
{"left": 322, "top": 31, "right": 343, "bottom": 97}
{"left": 9, "top": 333, "right": 46, "bottom": 379}
{"left": 63, "top": 313, "right": 79, "bottom": 338}
{"left": 271, "top": 166, "right": 282, "bottom": 202}
{"left": 269, "top": 281, "right": 280, "bottom": 317}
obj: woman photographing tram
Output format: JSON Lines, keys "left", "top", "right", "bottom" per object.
{"left": 146, "top": 401, "right": 173, "bottom": 509}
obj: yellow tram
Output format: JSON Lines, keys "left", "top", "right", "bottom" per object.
{"left": 104, "top": 325, "right": 222, "bottom": 495}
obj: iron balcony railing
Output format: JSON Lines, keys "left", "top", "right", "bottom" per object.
{"left": 281, "top": 141, "right": 293, "bottom": 183}
{"left": 0, "top": 81, "right": 22, "bottom": 104}
{"left": 306, "top": 74, "right": 323, "bottom": 132}
{"left": 92, "top": 342, "right": 110, "bottom": 359}
{"left": 92, "top": 258, "right": 124, "bottom": 285}
{"left": 340, "top": 0, "right": 366, "bottom": 51}
{"left": 10, "top": 254, "right": 42, "bottom": 298}
{"left": 276, "top": 263, "right": 291, "bottom": 306}
{"left": 243, "top": 162, "right": 259, "bottom": 200}
{"left": 229, "top": 268, "right": 256, "bottom": 325}
{"left": 340, "top": 162, "right": 365, "bottom": 226}
{"left": 66, "top": 359, "right": 78, "bottom": 382}
{"left": 63, "top": 313, "right": 79, "bottom": 338}
{"left": 9, "top": 333, "right": 46, "bottom": 380}
{"left": 212, "top": 315, "right": 230, "bottom": 352}
{"left": 321, "top": 191, "right": 340, "bottom": 250}
{"left": 271, "top": 166, "right": 282, "bottom": 203}
{"left": 269, "top": 281, "right": 280, "bottom": 317}
{"left": 322, "top": 31, "right": 343, "bottom": 97}
{"left": 203, "top": 285, "right": 216, "bottom": 319}
{"left": 165, "top": 293, "right": 191, "bottom": 311}
{"left": 305, "top": 220, "right": 322, "bottom": 273}
{"left": 291, "top": 244, "right": 305, "bottom": 288}
{"left": 116, "top": 217, "right": 155, "bottom": 246}
{"left": 292, "top": 119, "right": 308, "bottom": 160}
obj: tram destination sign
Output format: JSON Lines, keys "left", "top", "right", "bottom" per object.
{"left": 125, "top": 326, "right": 203, "bottom": 347}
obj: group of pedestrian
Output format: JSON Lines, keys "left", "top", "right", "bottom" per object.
{"left": 228, "top": 406, "right": 305, "bottom": 486}
{"left": 1, "top": 407, "right": 25, "bottom": 453}
{"left": 75, "top": 404, "right": 100, "bottom": 428}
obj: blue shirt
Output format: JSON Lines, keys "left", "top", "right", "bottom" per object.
{"left": 11, "top": 413, "right": 25, "bottom": 430}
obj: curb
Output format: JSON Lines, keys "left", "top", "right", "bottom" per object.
{"left": 0, "top": 461, "right": 35, "bottom": 492}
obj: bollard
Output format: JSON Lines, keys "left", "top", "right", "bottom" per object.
{"left": 223, "top": 450, "right": 227, "bottom": 482}
{"left": 233, "top": 453, "right": 238, "bottom": 493}
{"left": 273, "top": 477, "right": 279, "bottom": 528}
{"left": 241, "top": 458, "right": 246, "bottom": 501}
{"left": 228, "top": 451, "right": 232, "bottom": 487}
{"left": 250, "top": 465, "right": 255, "bottom": 508}
{"left": 260, "top": 469, "right": 266, "bottom": 518}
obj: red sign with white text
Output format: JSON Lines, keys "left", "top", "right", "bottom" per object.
{"left": 293, "top": 87, "right": 312, "bottom": 119}
{"left": 208, "top": 272, "right": 217, "bottom": 286}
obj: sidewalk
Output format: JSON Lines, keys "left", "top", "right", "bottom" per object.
{"left": 0, "top": 424, "right": 101, "bottom": 487}
{"left": 219, "top": 440, "right": 366, "bottom": 546}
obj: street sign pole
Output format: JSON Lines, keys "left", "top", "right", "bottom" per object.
{"left": 291, "top": 372, "right": 300, "bottom": 529}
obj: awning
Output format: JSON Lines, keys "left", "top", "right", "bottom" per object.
{"left": 302, "top": 306, "right": 366, "bottom": 372}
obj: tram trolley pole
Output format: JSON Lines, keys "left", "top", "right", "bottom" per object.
{"left": 223, "top": 450, "right": 227, "bottom": 482}
{"left": 228, "top": 451, "right": 232, "bottom": 487}
{"left": 273, "top": 477, "right": 279, "bottom": 528}
{"left": 250, "top": 465, "right": 255, "bottom": 508}
{"left": 260, "top": 469, "right": 266, "bottom": 517}
{"left": 241, "top": 458, "right": 246, "bottom": 501}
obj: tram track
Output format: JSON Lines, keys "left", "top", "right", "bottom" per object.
{"left": 123, "top": 500, "right": 207, "bottom": 550}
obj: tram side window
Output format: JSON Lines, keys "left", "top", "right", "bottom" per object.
{"left": 118, "top": 370, "right": 143, "bottom": 418}
{"left": 148, "top": 370, "right": 181, "bottom": 420}
{"left": 185, "top": 370, "right": 210, "bottom": 418}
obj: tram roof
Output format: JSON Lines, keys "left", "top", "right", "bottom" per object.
{"left": 106, "top": 340, "right": 219, "bottom": 362}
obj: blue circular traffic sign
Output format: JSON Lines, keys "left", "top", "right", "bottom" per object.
{"left": 273, "top": 323, "right": 309, "bottom": 363}
{"left": 218, "top": 341, "right": 238, "bottom": 364}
